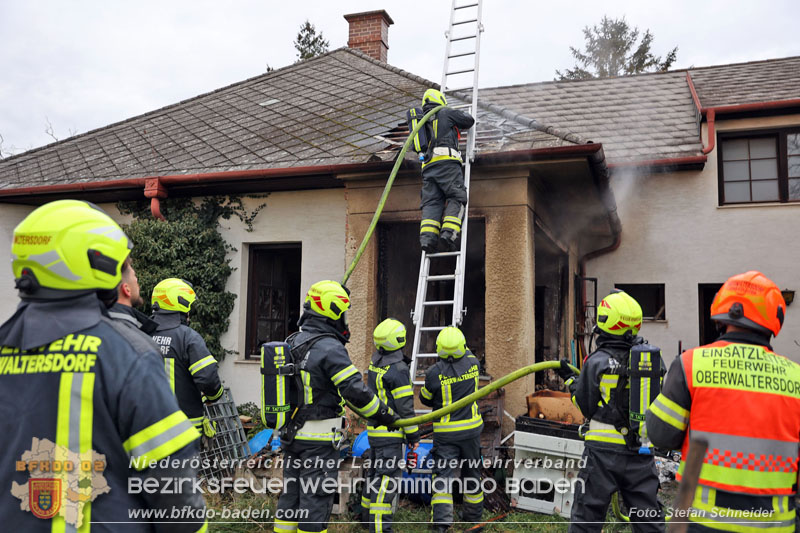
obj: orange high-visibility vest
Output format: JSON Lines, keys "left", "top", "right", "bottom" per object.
{"left": 677, "top": 340, "right": 800, "bottom": 495}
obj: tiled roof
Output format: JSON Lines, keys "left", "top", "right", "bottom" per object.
{"left": 0, "top": 48, "right": 575, "bottom": 192}
{"left": 481, "top": 55, "right": 800, "bottom": 164}
{"left": 481, "top": 72, "right": 702, "bottom": 163}
{"left": 689, "top": 56, "right": 800, "bottom": 109}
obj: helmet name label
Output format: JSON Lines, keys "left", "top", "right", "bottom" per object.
{"left": 13, "top": 235, "right": 52, "bottom": 245}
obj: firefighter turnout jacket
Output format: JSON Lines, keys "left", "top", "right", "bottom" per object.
{"left": 289, "top": 313, "right": 395, "bottom": 443}
{"left": 0, "top": 293, "right": 205, "bottom": 532}
{"left": 151, "top": 311, "right": 223, "bottom": 429}
{"left": 108, "top": 302, "right": 158, "bottom": 335}
{"left": 366, "top": 349, "right": 420, "bottom": 445}
{"left": 569, "top": 334, "right": 660, "bottom": 452}
{"left": 420, "top": 350, "right": 483, "bottom": 440}
{"left": 420, "top": 102, "right": 475, "bottom": 170}
{"left": 647, "top": 331, "right": 800, "bottom": 531}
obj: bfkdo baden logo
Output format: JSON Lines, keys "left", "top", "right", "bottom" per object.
{"left": 30, "top": 479, "right": 61, "bottom": 519}
{"left": 11, "top": 437, "right": 110, "bottom": 527}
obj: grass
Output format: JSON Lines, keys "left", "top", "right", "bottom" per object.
{"left": 203, "top": 493, "right": 634, "bottom": 533}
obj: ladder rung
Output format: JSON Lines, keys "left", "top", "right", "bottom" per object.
{"left": 415, "top": 353, "right": 439, "bottom": 359}
{"left": 453, "top": 18, "right": 478, "bottom": 26}
{"left": 424, "top": 300, "right": 454, "bottom": 306}
{"left": 452, "top": 105, "right": 472, "bottom": 110}
{"left": 446, "top": 68, "right": 475, "bottom": 76}
{"left": 427, "top": 274, "right": 456, "bottom": 281}
{"left": 412, "top": 380, "right": 426, "bottom": 386}
{"left": 419, "top": 326, "right": 446, "bottom": 332}
{"left": 428, "top": 251, "right": 460, "bottom": 258}
{"left": 454, "top": 2, "right": 479, "bottom": 9}
{"left": 450, "top": 34, "right": 477, "bottom": 42}
{"left": 448, "top": 51, "right": 476, "bottom": 59}
{"left": 444, "top": 86, "right": 473, "bottom": 92}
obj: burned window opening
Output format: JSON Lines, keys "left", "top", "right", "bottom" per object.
{"left": 377, "top": 220, "right": 485, "bottom": 378}
{"left": 245, "top": 243, "right": 302, "bottom": 359}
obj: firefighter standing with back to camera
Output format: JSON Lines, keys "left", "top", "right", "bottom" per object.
{"left": 420, "top": 326, "right": 484, "bottom": 532}
{"left": 272, "top": 281, "right": 398, "bottom": 533}
{"left": 647, "top": 271, "right": 800, "bottom": 532}
{"left": 362, "top": 318, "right": 421, "bottom": 532}
{"left": 150, "top": 278, "right": 225, "bottom": 436}
{"left": 416, "top": 88, "right": 475, "bottom": 255}
{"left": 0, "top": 200, "right": 206, "bottom": 532}
{"left": 558, "top": 290, "right": 665, "bottom": 532}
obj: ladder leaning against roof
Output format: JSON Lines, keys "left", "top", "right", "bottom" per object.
{"left": 409, "top": 0, "right": 484, "bottom": 388}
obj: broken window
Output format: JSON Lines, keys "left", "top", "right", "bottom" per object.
{"left": 244, "top": 243, "right": 302, "bottom": 359}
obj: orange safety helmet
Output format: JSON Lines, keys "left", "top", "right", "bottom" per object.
{"left": 710, "top": 271, "right": 786, "bottom": 337}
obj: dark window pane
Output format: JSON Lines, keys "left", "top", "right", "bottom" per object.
{"left": 614, "top": 284, "right": 665, "bottom": 320}
{"left": 750, "top": 137, "right": 776, "bottom": 159}
{"left": 789, "top": 178, "right": 800, "bottom": 201}
{"left": 246, "top": 244, "right": 302, "bottom": 358}
{"left": 722, "top": 139, "right": 748, "bottom": 160}
{"left": 789, "top": 134, "right": 800, "bottom": 156}
{"left": 724, "top": 181, "right": 750, "bottom": 203}
{"left": 751, "top": 180, "right": 779, "bottom": 202}
{"left": 723, "top": 161, "right": 749, "bottom": 181}
{"left": 789, "top": 155, "right": 800, "bottom": 178}
{"left": 751, "top": 159, "right": 778, "bottom": 181}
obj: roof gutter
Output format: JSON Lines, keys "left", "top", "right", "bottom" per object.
{"left": 686, "top": 72, "right": 800, "bottom": 156}
{"left": 0, "top": 160, "right": 400, "bottom": 215}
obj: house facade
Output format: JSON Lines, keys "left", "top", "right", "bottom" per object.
{"left": 1, "top": 10, "right": 798, "bottom": 418}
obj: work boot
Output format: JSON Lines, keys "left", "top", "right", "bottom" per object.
{"left": 421, "top": 235, "right": 439, "bottom": 255}
{"left": 439, "top": 229, "right": 458, "bottom": 252}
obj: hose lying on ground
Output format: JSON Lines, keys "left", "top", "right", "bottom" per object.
{"left": 341, "top": 105, "right": 444, "bottom": 286}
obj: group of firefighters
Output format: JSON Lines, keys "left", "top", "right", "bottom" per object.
{"left": 1, "top": 87, "right": 799, "bottom": 533}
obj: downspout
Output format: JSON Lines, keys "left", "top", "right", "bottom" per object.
{"left": 143, "top": 178, "right": 167, "bottom": 221}
{"left": 576, "top": 147, "right": 622, "bottom": 362}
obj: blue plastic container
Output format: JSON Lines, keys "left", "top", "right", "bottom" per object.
{"left": 247, "top": 428, "right": 281, "bottom": 454}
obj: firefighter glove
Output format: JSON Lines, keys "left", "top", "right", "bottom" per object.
{"left": 371, "top": 407, "right": 400, "bottom": 429}
{"left": 557, "top": 359, "right": 576, "bottom": 381}
{"left": 202, "top": 417, "right": 218, "bottom": 438}
{"left": 405, "top": 429, "right": 421, "bottom": 447}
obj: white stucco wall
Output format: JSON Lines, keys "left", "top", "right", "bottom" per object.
{"left": 216, "top": 189, "right": 346, "bottom": 405}
{"left": 587, "top": 113, "right": 800, "bottom": 364}
{"left": 0, "top": 204, "right": 36, "bottom": 319}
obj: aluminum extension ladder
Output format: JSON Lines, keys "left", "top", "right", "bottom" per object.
{"left": 408, "top": 0, "right": 484, "bottom": 387}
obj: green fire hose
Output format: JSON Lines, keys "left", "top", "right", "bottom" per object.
{"left": 341, "top": 105, "right": 444, "bottom": 286}
{"left": 389, "top": 360, "right": 578, "bottom": 427}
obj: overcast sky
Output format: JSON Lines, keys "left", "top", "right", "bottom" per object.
{"left": 1, "top": 0, "right": 798, "bottom": 156}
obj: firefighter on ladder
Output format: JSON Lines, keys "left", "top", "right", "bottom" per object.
{"left": 647, "top": 271, "right": 799, "bottom": 532}
{"left": 418, "top": 88, "right": 475, "bottom": 255}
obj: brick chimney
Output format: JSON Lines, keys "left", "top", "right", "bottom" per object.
{"left": 343, "top": 10, "right": 394, "bottom": 63}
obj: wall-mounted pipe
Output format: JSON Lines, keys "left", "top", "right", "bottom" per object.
{"left": 685, "top": 72, "right": 800, "bottom": 156}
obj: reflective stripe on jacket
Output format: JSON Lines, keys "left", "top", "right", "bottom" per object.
{"left": 366, "top": 349, "right": 418, "bottom": 445}
{"left": 420, "top": 352, "right": 483, "bottom": 441}
{"left": 151, "top": 312, "right": 223, "bottom": 426}
{"left": 647, "top": 331, "right": 800, "bottom": 532}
